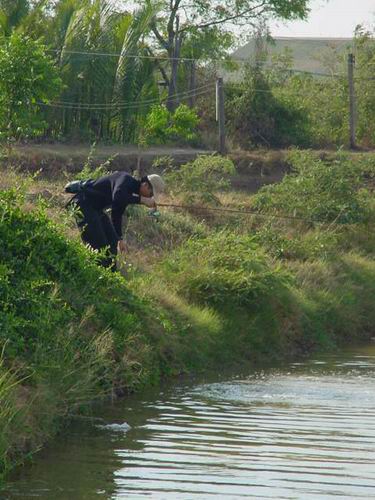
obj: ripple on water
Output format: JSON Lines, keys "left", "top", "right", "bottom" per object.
{"left": 3, "top": 348, "right": 375, "bottom": 499}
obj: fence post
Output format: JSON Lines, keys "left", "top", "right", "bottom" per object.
{"left": 348, "top": 53, "right": 357, "bottom": 149}
{"left": 216, "top": 77, "right": 226, "bottom": 155}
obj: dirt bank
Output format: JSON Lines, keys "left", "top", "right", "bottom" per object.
{"left": 5, "top": 144, "right": 291, "bottom": 193}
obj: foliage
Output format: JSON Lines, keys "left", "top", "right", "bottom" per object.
{"left": 354, "top": 26, "right": 375, "bottom": 147}
{"left": 252, "top": 150, "right": 372, "bottom": 223}
{"left": 254, "top": 222, "right": 339, "bottom": 261}
{"left": 165, "top": 154, "right": 235, "bottom": 204}
{"left": 0, "top": 352, "right": 22, "bottom": 478}
{"left": 74, "top": 143, "right": 114, "bottom": 180}
{"left": 160, "top": 232, "right": 290, "bottom": 308}
{"left": 125, "top": 204, "right": 207, "bottom": 251}
{"left": 0, "top": 0, "right": 30, "bottom": 36}
{"left": 151, "top": 0, "right": 309, "bottom": 111}
{"left": 224, "top": 26, "right": 375, "bottom": 149}
{"left": 226, "top": 64, "right": 309, "bottom": 148}
{"left": 141, "top": 104, "right": 200, "bottom": 145}
{"left": 44, "top": 0, "right": 160, "bottom": 143}
{"left": 0, "top": 32, "right": 62, "bottom": 141}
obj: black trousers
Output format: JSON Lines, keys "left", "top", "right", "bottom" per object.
{"left": 70, "top": 193, "right": 118, "bottom": 270}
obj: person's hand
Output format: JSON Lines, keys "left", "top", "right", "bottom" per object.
{"left": 141, "top": 196, "right": 156, "bottom": 208}
{"left": 118, "top": 239, "right": 127, "bottom": 254}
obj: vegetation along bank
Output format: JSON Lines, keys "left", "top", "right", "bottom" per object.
{"left": 1, "top": 149, "right": 375, "bottom": 479}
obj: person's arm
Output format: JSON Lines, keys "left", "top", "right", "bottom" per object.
{"left": 111, "top": 203, "right": 125, "bottom": 240}
{"left": 111, "top": 187, "right": 140, "bottom": 252}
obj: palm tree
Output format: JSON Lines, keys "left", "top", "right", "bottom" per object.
{"left": 47, "top": 0, "right": 160, "bottom": 142}
{"left": 0, "top": 0, "right": 30, "bottom": 36}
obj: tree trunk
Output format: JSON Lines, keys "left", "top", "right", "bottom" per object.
{"left": 166, "top": 16, "right": 182, "bottom": 112}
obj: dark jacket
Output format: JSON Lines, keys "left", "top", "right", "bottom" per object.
{"left": 84, "top": 172, "right": 141, "bottom": 239}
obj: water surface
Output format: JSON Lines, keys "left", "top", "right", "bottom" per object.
{"left": 3, "top": 344, "right": 375, "bottom": 499}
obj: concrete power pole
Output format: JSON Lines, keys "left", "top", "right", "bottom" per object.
{"left": 348, "top": 53, "right": 357, "bottom": 149}
{"left": 216, "top": 77, "right": 226, "bottom": 154}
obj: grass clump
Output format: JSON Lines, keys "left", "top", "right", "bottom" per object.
{"left": 165, "top": 154, "right": 235, "bottom": 205}
{"left": 159, "top": 232, "right": 289, "bottom": 308}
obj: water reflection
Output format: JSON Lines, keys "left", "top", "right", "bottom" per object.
{"left": 3, "top": 345, "right": 375, "bottom": 499}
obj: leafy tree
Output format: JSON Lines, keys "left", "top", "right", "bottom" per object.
{"left": 354, "top": 26, "right": 375, "bottom": 146}
{"left": 148, "top": 0, "right": 310, "bottom": 110}
{"left": 142, "top": 103, "right": 200, "bottom": 144}
{"left": 0, "top": 32, "right": 62, "bottom": 140}
{"left": 226, "top": 64, "right": 309, "bottom": 148}
{"left": 45, "top": 0, "right": 159, "bottom": 142}
{"left": 0, "top": 0, "right": 30, "bottom": 35}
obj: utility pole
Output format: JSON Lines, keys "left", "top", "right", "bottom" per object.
{"left": 348, "top": 53, "right": 357, "bottom": 149}
{"left": 189, "top": 60, "right": 196, "bottom": 107}
{"left": 216, "top": 77, "right": 226, "bottom": 154}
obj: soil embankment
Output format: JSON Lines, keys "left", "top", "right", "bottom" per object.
{"left": 7, "top": 144, "right": 290, "bottom": 193}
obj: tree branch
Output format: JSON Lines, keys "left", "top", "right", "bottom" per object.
{"left": 144, "top": 46, "right": 170, "bottom": 85}
{"left": 179, "top": 1, "right": 268, "bottom": 32}
{"left": 151, "top": 22, "right": 169, "bottom": 50}
{"left": 167, "top": 0, "right": 183, "bottom": 44}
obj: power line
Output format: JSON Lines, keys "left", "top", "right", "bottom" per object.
{"left": 48, "top": 48, "right": 345, "bottom": 79}
{"left": 49, "top": 48, "right": 215, "bottom": 64}
{"left": 39, "top": 83, "right": 214, "bottom": 109}
{"left": 38, "top": 85, "right": 215, "bottom": 110}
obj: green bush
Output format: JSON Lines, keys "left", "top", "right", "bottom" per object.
{"left": 254, "top": 222, "right": 339, "bottom": 261}
{"left": 165, "top": 154, "right": 235, "bottom": 205}
{"left": 226, "top": 66, "right": 309, "bottom": 148}
{"left": 160, "top": 232, "right": 290, "bottom": 309}
{"left": 0, "top": 33, "right": 62, "bottom": 141}
{"left": 0, "top": 189, "right": 150, "bottom": 365}
{"left": 253, "top": 150, "right": 371, "bottom": 223}
{"left": 142, "top": 103, "right": 200, "bottom": 145}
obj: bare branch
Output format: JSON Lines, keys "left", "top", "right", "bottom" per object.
{"left": 179, "top": 1, "right": 268, "bottom": 32}
{"left": 167, "top": 0, "right": 183, "bottom": 40}
{"left": 145, "top": 47, "right": 169, "bottom": 86}
{"left": 151, "top": 22, "right": 169, "bottom": 50}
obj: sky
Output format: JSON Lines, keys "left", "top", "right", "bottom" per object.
{"left": 269, "top": 0, "right": 375, "bottom": 38}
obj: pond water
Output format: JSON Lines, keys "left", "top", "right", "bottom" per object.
{"left": 3, "top": 344, "right": 375, "bottom": 499}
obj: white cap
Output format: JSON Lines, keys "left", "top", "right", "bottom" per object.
{"left": 147, "top": 174, "right": 165, "bottom": 202}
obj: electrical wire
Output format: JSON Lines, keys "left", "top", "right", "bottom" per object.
{"left": 48, "top": 48, "right": 348, "bottom": 79}
{"left": 38, "top": 85, "right": 215, "bottom": 110}
{"left": 38, "top": 83, "right": 215, "bottom": 109}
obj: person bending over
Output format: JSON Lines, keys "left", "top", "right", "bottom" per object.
{"left": 66, "top": 172, "right": 165, "bottom": 270}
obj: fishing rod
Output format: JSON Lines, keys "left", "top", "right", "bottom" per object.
{"left": 156, "top": 202, "right": 323, "bottom": 224}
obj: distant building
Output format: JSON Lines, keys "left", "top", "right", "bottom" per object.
{"left": 231, "top": 37, "right": 354, "bottom": 76}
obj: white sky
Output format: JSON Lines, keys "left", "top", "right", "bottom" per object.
{"left": 269, "top": 0, "right": 375, "bottom": 38}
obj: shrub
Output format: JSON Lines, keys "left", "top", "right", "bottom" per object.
{"left": 0, "top": 189, "right": 148, "bottom": 363}
{"left": 0, "top": 33, "right": 62, "bottom": 141}
{"left": 254, "top": 222, "right": 339, "bottom": 261}
{"left": 165, "top": 154, "right": 236, "bottom": 205}
{"left": 142, "top": 103, "right": 200, "bottom": 145}
{"left": 74, "top": 143, "right": 114, "bottom": 181}
{"left": 252, "top": 150, "right": 371, "bottom": 223}
{"left": 226, "top": 66, "right": 309, "bottom": 148}
{"left": 160, "top": 232, "right": 290, "bottom": 309}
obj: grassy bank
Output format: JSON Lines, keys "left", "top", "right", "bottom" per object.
{"left": 1, "top": 149, "right": 375, "bottom": 479}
